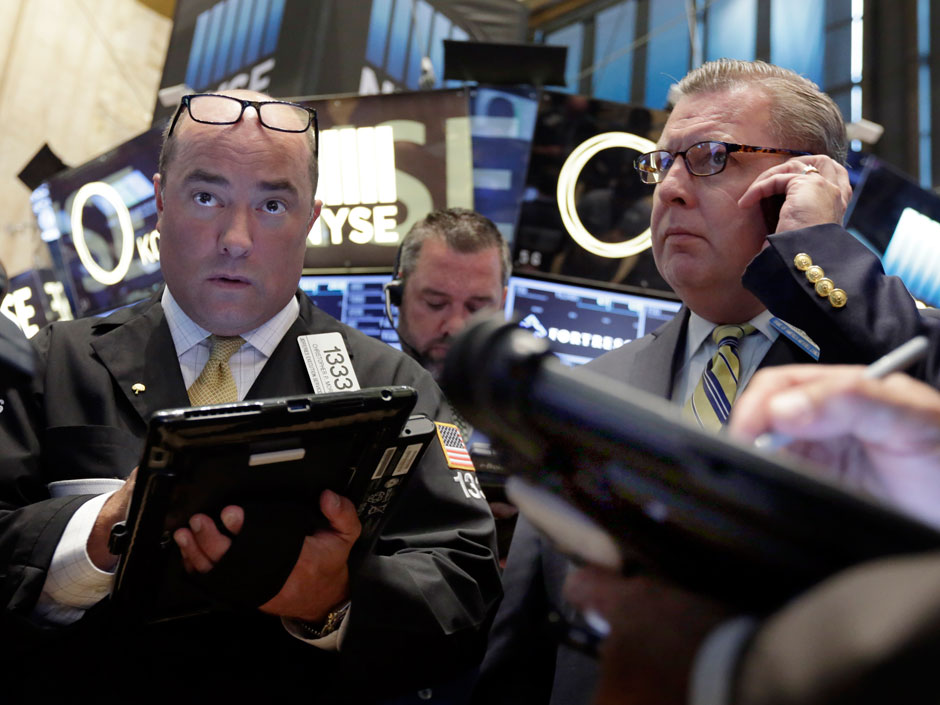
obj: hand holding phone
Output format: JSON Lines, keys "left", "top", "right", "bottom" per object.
{"left": 739, "top": 157, "right": 852, "bottom": 232}
{"left": 760, "top": 193, "right": 786, "bottom": 233}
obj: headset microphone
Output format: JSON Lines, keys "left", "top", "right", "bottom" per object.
{"left": 382, "top": 277, "right": 402, "bottom": 328}
{"left": 384, "top": 273, "right": 430, "bottom": 370}
{"left": 383, "top": 239, "right": 405, "bottom": 328}
{"left": 383, "top": 239, "right": 432, "bottom": 369}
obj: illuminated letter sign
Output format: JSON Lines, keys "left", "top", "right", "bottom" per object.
{"left": 69, "top": 181, "right": 136, "bottom": 286}
{"left": 310, "top": 125, "right": 401, "bottom": 246}
{"left": 1, "top": 287, "right": 39, "bottom": 338}
{"left": 556, "top": 132, "right": 658, "bottom": 259}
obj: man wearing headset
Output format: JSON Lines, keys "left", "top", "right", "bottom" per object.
{"left": 384, "top": 208, "right": 511, "bottom": 383}
{"left": 384, "top": 208, "right": 519, "bottom": 564}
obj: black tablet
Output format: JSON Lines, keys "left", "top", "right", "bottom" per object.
{"left": 443, "top": 318, "right": 940, "bottom": 611}
{"left": 111, "top": 386, "right": 433, "bottom": 622}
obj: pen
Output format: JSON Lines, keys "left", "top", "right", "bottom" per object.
{"left": 753, "top": 335, "right": 930, "bottom": 451}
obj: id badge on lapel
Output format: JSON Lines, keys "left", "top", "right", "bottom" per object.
{"left": 297, "top": 333, "right": 361, "bottom": 393}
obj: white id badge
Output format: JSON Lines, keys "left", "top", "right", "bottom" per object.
{"left": 297, "top": 333, "right": 361, "bottom": 393}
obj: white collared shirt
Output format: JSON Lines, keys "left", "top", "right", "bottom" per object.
{"left": 163, "top": 287, "right": 299, "bottom": 398}
{"left": 672, "top": 309, "right": 780, "bottom": 405}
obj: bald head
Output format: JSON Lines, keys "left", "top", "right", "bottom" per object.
{"left": 158, "top": 89, "right": 318, "bottom": 199}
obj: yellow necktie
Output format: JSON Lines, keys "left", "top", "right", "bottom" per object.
{"left": 187, "top": 335, "right": 245, "bottom": 406}
{"left": 684, "top": 324, "right": 756, "bottom": 431}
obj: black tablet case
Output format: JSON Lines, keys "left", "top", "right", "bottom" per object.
{"left": 111, "top": 386, "right": 434, "bottom": 622}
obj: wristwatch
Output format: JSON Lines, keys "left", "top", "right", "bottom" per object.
{"left": 297, "top": 600, "right": 351, "bottom": 639}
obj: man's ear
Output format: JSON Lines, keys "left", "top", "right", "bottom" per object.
{"left": 500, "top": 285, "right": 508, "bottom": 307}
{"left": 308, "top": 198, "right": 322, "bottom": 231}
{"left": 153, "top": 174, "right": 164, "bottom": 218}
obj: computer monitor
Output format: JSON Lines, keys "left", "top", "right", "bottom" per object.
{"left": 845, "top": 155, "right": 940, "bottom": 307}
{"left": 299, "top": 271, "right": 682, "bottom": 367}
{"left": 505, "top": 273, "right": 681, "bottom": 366}
{"left": 299, "top": 273, "right": 400, "bottom": 348}
{"left": 881, "top": 208, "right": 940, "bottom": 305}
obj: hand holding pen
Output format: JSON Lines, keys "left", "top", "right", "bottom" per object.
{"left": 751, "top": 336, "right": 930, "bottom": 451}
{"left": 729, "top": 336, "right": 940, "bottom": 526}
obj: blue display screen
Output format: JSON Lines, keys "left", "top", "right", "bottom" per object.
{"left": 300, "top": 272, "right": 681, "bottom": 367}
{"left": 845, "top": 154, "right": 940, "bottom": 307}
{"left": 298, "top": 273, "right": 400, "bottom": 348}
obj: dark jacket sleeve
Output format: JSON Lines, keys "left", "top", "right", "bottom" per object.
{"left": 0, "top": 324, "right": 89, "bottom": 618}
{"left": 473, "top": 516, "right": 558, "bottom": 705}
{"left": 336, "top": 331, "right": 503, "bottom": 697}
{"left": 472, "top": 515, "right": 598, "bottom": 705}
{"left": 744, "top": 224, "right": 929, "bottom": 365}
{"left": 0, "top": 319, "right": 144, "bottom": 621}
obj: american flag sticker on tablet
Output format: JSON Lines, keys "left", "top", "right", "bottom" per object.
{"left": 434, "top": 422, "right": 475, "bottom": 471}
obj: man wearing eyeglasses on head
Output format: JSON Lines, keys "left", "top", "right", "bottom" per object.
{"left": 0, "top": 90, "right": 501, "bottom": 703}
{"left": 475, "top": 60, "right": 933, "bottom": 705}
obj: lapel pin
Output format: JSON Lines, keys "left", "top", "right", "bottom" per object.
{"left": 132, "top": 383, "right": 146, "bottom": 396}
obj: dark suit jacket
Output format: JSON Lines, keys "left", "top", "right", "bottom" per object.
{"left": 472, "top": 224, "right": 932, "bottom": 705}
{"left": 0, "top": 291, "right": 501, "bottom": 704}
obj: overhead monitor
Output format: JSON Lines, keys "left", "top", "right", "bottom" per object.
{"left": 443, "top": 39, "right": 567, "bottom": 87}
{"left": 845, "top": 154, "right": 940, "bottom": 306}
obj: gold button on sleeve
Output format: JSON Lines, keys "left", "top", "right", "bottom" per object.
{"left": 793, "top": 253, "right": 813, "bottom": 271}
{"left": 806, "top": 265, "right": 825, "bottom": 283}
{"left": 815, "top": 278, "right": 835, "bottom": 297}
{"left": 828, "top": 288, "right": 847, "bottom": 308}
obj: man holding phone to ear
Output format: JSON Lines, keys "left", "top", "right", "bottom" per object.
{"left": 475, "top": 59, "right": 932, "bottom": 705}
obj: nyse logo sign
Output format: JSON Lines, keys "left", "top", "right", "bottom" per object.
{"left": 184, "top": 0, "right": 284, "bottom": 93}
{"left": 309, "top": 126, "right": 400, "bottom": 247}
{"left": 305, "top": 116, "right": 460, "bottom": 252}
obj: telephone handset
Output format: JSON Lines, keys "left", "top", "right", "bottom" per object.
{"left": 761, "top": 193, "right": 786, "bottom": 234}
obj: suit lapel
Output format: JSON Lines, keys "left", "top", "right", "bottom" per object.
{"left": 247, "top": 294, "right": 355, "bottom": 399}
{"left": 90, "top": 297, "right": 190, "bottom": 425}
{"left": 91, "top": 292, "right": 364, "bottom": 418}
{"left": 621, "top": 308, "right": 690, "bottom": 397}
{"left": 757, "top": 333, "right": 817, "bottom": 370}
{"left": 248, "top": 317, "right": 313, "bottom": 399}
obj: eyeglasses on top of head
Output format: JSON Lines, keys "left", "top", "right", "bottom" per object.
{"left": 634, "top": 140, "right": 812, "bottom": 184}
{"left": 167, "top": 93, "right": 319, "bottom": 155}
